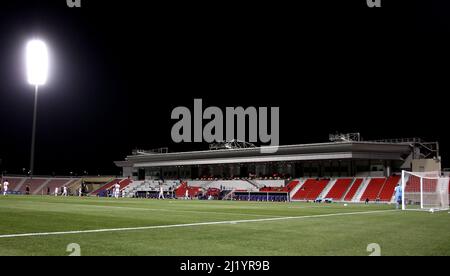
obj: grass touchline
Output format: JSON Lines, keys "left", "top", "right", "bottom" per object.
{"left": 0, "top": 209, "right": 397, "bottom": 239}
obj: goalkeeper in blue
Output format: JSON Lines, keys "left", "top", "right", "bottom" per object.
{"left": 394, "top": 184, "right": 403, "bottom": 209}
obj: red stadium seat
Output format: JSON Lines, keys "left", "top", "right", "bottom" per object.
{"left": 292, "top": 179, "right": 330, "bottom": 200}
{"left": 282, "top": 180, "right": 300, "bottom": 192}
{"left": 405, "top": 175, "right": 438, "bottom": 193}
{"left": 378, "top": 175, "right": 401, "bottom": 201}
{"left": 360, "top": 178, "right": 386, "bottom": 201}
{"left": 325, "top": 178, "right": 353, "bottom": 200}
{"left": 343, "top": 178, "right": 363, "bottom": 201}
{"left": 118, "top": 179, "right": 132, "bottom": 190}
{"left": 175, "top": 182, "right": 201, "bottom": 198}
{"left": 91, "top": 179, "right": 121, "bottom": 195}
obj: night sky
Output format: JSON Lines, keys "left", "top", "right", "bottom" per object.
{"left": 0, "top": 0, "right": 449, "bottom": 176}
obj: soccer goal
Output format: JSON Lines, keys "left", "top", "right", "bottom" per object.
{"left": 401, "top": 171, "right": 449, "bottom": 211}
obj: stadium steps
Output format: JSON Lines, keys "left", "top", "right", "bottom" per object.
{"left": 20, "top": 178, "right": 48, "bottom": 194}
{"left": 341, "top": 178, "right": 362, "bottom": 201}
{"left": 37, "top": 178, "right": 76, "bottom": 195}
{"left": 283, "top": 180, "right": 300, "bottom": 192}
{"left": 288, "top": 180, "right": 304, "bottom": 200}
{"left": 319, "top": 179, "right": 337, "bottom": 199}
{"left": 13, "top": 178, "right": 28, "bottom": 192}
{"left": 291, "top": 179, "right": 330, "bottom": 201}
{"left": 245, "top": 179, "right": 261, "bottom": 189}
{"left": 352, "top": 178, "right": 371, "bottom": 202}
{"left": 34, "top": 178, "right": 73, "bottom": 195}
{"left": 104, "top": 179, "right": 132, "bottom": 193}
{"left": 118, "top": 179, "right": 133, "bottom": 191}
{"left": 67, "top": 179, "right": 83, "bottom": 193}
{"left": 309, "top": 179, "right": 331, "bottom": 200}
{"left": 325, "top": 178, "right": 354, "bottom": 201}
{"left": 377, "top": 175, "right": 401, "bottom": 202}
{"left": 90, "top": 178, "right": 120, "bottom": 196}
{"left": 3, "top": 177, "right": 24, "bottom": 192}
{"left": 222, "top": 188, "right": 249, "bottom": 200}
{"left": 222, "top": 189, "right": 236, "bottom": 200}
{"left": 32, "top": 178, "right": 53, "bottom": 195}
{"left": 359, "top": 178, "right": 387, "bottom": 202}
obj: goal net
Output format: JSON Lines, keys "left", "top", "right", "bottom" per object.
{"left": 401, "top": 171, "right": 449, "bottom": 211}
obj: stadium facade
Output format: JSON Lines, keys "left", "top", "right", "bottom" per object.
{"left": 115, "top": 137, "right": 442, "bottom": 181}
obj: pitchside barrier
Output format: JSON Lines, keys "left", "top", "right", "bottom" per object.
{"left": 401, "top": 171, "right": 449, "bottom": 212}
{"left": 232, "top": 191, "right": 289, "bottom": 202}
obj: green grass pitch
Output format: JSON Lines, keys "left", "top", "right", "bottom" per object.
{"left": 0, "top": 196, "right": 449, "bottom": 256}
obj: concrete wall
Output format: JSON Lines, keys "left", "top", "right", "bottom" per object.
{"left": 122, "top": 166, "right": 133, "bottom": 178}
{"left": 412, "top": 159, "right": 441, "bottom": 172}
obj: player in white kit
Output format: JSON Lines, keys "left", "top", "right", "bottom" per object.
{"left": 62, "top": 186, "right": 68, "bottom": 197}
{"left": 55, "top": 187, "right": 59, "bottom": 196}
{"left": 158, "top": 185, "right": 165, "bottom": 199}
{"left": 114, "top": 182, "right": 120, "bottom": 198}
{"left": 3, "top": 180, "right": 9, "bottom": 196}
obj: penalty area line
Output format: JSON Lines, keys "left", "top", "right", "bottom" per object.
{"left": 0, "top": 209, "right": 397, "bottom": 239}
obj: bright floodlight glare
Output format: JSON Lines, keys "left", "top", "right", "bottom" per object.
{"left": 26, "top": 40, "right": 49, "bottom": 86}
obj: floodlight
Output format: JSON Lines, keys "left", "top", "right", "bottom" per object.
{"left": 25, "top": 39, "right": 50, "bottom": 178}
{"left": 26, "top": 40, "right": 49, "bottom": 86}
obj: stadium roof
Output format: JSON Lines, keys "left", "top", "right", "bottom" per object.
{"left": 115, "top": 142, "right": 412, "bottom": 168}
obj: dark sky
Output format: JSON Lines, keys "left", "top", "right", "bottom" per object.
{"left": 0, "top": 0, "right": 449, "bottom": 176}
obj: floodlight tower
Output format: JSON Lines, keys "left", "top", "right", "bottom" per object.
{"left": 26, "top": 39, "right": 49, "bottom": 178}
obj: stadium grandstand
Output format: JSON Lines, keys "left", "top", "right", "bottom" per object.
{"left": 2, "top": 134, "right": 448, "bottom": 205}
{"left": 110, "top": 134, "right": 448, "bottom": 203}
{"left": 0, "top": 175, "right": 121, "bottom": 196}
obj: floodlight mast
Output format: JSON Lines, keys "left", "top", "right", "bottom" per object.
{"left": 29, "top": 85, "right": 38, "bottom": 178}
{"left": 26, "top": 39, "right": 48, "bottom": 178}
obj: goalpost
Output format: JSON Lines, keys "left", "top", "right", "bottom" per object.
{"left": 401, "top": 171, "right": 449, "bottom": 211}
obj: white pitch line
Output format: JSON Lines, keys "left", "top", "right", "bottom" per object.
{"left": 288, "top": 206, "right": 333, "bottom": 209}
{"left": 0, "top": 209, "right": 397, "bottom": 239}
{"left": 0, "top": 202, "right": 281, "bottom": 218}
{"left": 79, "top": 204, "right": 284, "bottom": 218}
